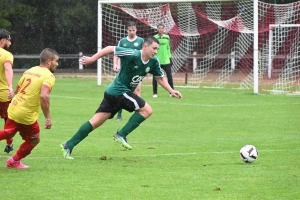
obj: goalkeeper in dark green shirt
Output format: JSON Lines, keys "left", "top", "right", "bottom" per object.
{"left": 152, "top": 23, "right": 174, "bottom": 98}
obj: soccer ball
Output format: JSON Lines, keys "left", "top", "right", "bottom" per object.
{"left": 239, "top": 145, "right": 258, "bottom": 163}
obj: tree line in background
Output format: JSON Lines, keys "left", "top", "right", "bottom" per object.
{"left": 1, "top": 0, "right": 299, "bottom": 69}
{"left": 2, "top": 0, "right": 98, "bottom": 69}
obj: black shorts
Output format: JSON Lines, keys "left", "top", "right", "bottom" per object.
{"left": 95, "top": 92, "right": 146, "bottom": 119}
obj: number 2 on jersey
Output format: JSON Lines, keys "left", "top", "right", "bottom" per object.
{"left": 19, "top": 77, "right": 32, "bottom": 94}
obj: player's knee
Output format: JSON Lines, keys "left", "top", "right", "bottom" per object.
{"left": 4, "top": 131, "right": 16, "bottom": 139}
{"left": 134, "top": 89, "right": 140, "bottom": 96}
{"left": 144, "top": 103, "right": 153, "bottom": 116}
{"left": 139, "top": 103, "right": 152, "bottom": 118}
{"left": 30, "top": 138, "right": 40, "bottom": 146}
{"left": 147, "top": 107, "right": 153, "bottom": 116}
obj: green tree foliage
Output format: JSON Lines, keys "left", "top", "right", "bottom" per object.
{"left": 1, "top": 0, "right": 98, "bottom": 68}
{"left": 2, "top": 0, "right": 97, "bottom": 55}
{"left": 1, "top": 0, "right": 35, "bottom": 33}
{"left": 0, "top": 1, "right": 11, "bottom": 29}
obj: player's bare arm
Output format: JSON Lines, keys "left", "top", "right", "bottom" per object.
{"left": 40, "top": 85, "right": 52, "bottom": 129}
{"left": 113, "top": 55, "right": 120, "bottom": 72}
{"left": 156, "top": 77, "right": 182, "bottom": 99}
{"left": 4, "top": 62, "right": 14, "bottom": 99}
{"left": 79, "top": 46, "right": 115, "bottom": 66}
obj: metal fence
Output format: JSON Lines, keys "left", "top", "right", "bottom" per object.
{"left": 13, "top": 52, "right": 95, "bottom": 71}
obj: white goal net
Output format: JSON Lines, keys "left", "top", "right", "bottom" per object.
{"left": 98, "top": 0, "right": 300, "bottom": 94}
{"left": 268, "top": 24, "right": 300, "bottom": 94}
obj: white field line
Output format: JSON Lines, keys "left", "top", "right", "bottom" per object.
{"left": 51, "top": 95, "right": 300, "bottom": 107}
{"left": 1, "top": 149, "right": 299, "bottom": 159}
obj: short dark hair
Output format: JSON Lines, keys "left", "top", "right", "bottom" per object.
{"left": 157, "top": 23, "right": 165, "bottom": 28}
{"left": 126, "top": 21, "right": 137, "bottom": 29}
{"left": 0, "top": 29, "right": 10, "bottom": 40}
{"left": 143, "top": 36, "right": 159, "bottom": 46}
{"left": 40, "top": 48, "right": 59, "bottom": 64}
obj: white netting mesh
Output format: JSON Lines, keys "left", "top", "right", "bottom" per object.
{"left": 99, "top": 1, "right": 300, "bottom": 93}
{"left": 271, "top": 25, "right": 300, "bottom": 93}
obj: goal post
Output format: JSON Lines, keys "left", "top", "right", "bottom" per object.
{"left": 97, "top": 0, "right": 300, "bottom": 94}
{"left": 97, "top": 1, "right": 102, "bottom": 86}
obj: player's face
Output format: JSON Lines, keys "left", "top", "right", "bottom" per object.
{"left": 49, "top": 55, "right": 59, "bottom": 73}
{"left": 3, "top": 36, "right": 11, "bottom": 50}
{"left": 127, "top": 26, "right": 137, "bottom": 39}
{"left": 157, "top": 26, "right": 164, "bottom": 35}
{"left": 144, "top": 42, "right": 159, "bottom": 59}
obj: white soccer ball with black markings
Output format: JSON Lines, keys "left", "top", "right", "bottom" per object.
{"left": 240, "top": 145, "right": 258, "bottom": 163}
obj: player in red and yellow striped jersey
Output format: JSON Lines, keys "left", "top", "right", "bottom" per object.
{"left": 0, "top": 48, "right": 59, "bottom": 168}
{"left": 0, "top": 29, "right": 15, "bottom": 153}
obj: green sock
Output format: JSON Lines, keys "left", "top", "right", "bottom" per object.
{"left": 118, "top": 109, "right": 122, "bottom": 115}
{"left": 118, "top": 112, "right": 146, "bottom": 137}
{"left": 67, "top": 121, "right": 93, "bottom": 150}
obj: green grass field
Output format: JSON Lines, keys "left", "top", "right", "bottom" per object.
{"left": 0, "top": 77, "right": 299, "bottom": 200}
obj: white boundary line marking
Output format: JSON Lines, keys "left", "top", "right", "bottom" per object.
{"left": 51, "top": 95, "right": 300, "bottom": 107}
{"left": 1, "top": 149, "right": 299, "bottom": 159}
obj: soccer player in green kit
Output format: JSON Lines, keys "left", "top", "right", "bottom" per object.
{"left": 113, "top": 21, "right": 144, "bottom": 120}
{"left": 152, "top": 23, "right": 174, "bottom": 98}
{"left": 61, "top": 36, "right": 182, "bottom": 159}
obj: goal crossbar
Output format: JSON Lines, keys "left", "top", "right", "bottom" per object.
{"left": 98, "top": 0, "right": 235, "bottom": 3}
{"left": 97, "top": 1, "right": 300, "bottom": 94}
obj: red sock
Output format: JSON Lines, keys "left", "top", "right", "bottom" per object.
{"left": 12, "top": 141, "right": 36, "bottom": 161}
{"left": 0, "top": 130, "right": 9, "bottom": 140}
{"left": 0, "top": 130, "right": 14, "bottom": 145}
{"left": 6, "top": 138, "right": 13, "bottom": 145}
{"left": 2, "top": 118, "right": 12, "bottom": 144}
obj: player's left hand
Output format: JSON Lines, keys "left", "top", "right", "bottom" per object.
{"left": 113, "top": 64, "right": 120, "bottom": 72}
{"left": 44, "top": 119, "right": 52, "bottom": 129}
{"left": 7, "top": 87, "right": 14, "bottom": 100}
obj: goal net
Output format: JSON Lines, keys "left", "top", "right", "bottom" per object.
{"left": 268, "top": 24, "right": 300, "bottom": 94}
{"left": 98, "top": 0, "right": 300, "bottom": 94}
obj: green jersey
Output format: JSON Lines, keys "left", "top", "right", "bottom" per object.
{"left": 118, "top": 36, "right": 144, "bottom": 50}
{"left": 153, "top": 33, "right": 171, "bottom": 65}
{"left": 106, "top": 47, "right": 164, "bottom": 96}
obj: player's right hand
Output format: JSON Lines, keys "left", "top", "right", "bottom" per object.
{"left": 171, "top": 90, "right": 183, "bottom": 99}
{"left": 79, "top": 56, "right": 93, "bottom": 65}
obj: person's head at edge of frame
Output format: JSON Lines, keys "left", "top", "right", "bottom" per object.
{"left": 126, "top": 21, "right": 137, "bottom": 39}
{"left": 142, "top": 36, "right": 160, "bottom": 59}
{"left": 0, "top": 29, "right": 12, "bottom": 50}
{"left": 157, "top": 23, "right": 165, "bottom": 35}
{"left": 40, "top": 48, "right": 60, "bottom": 73}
